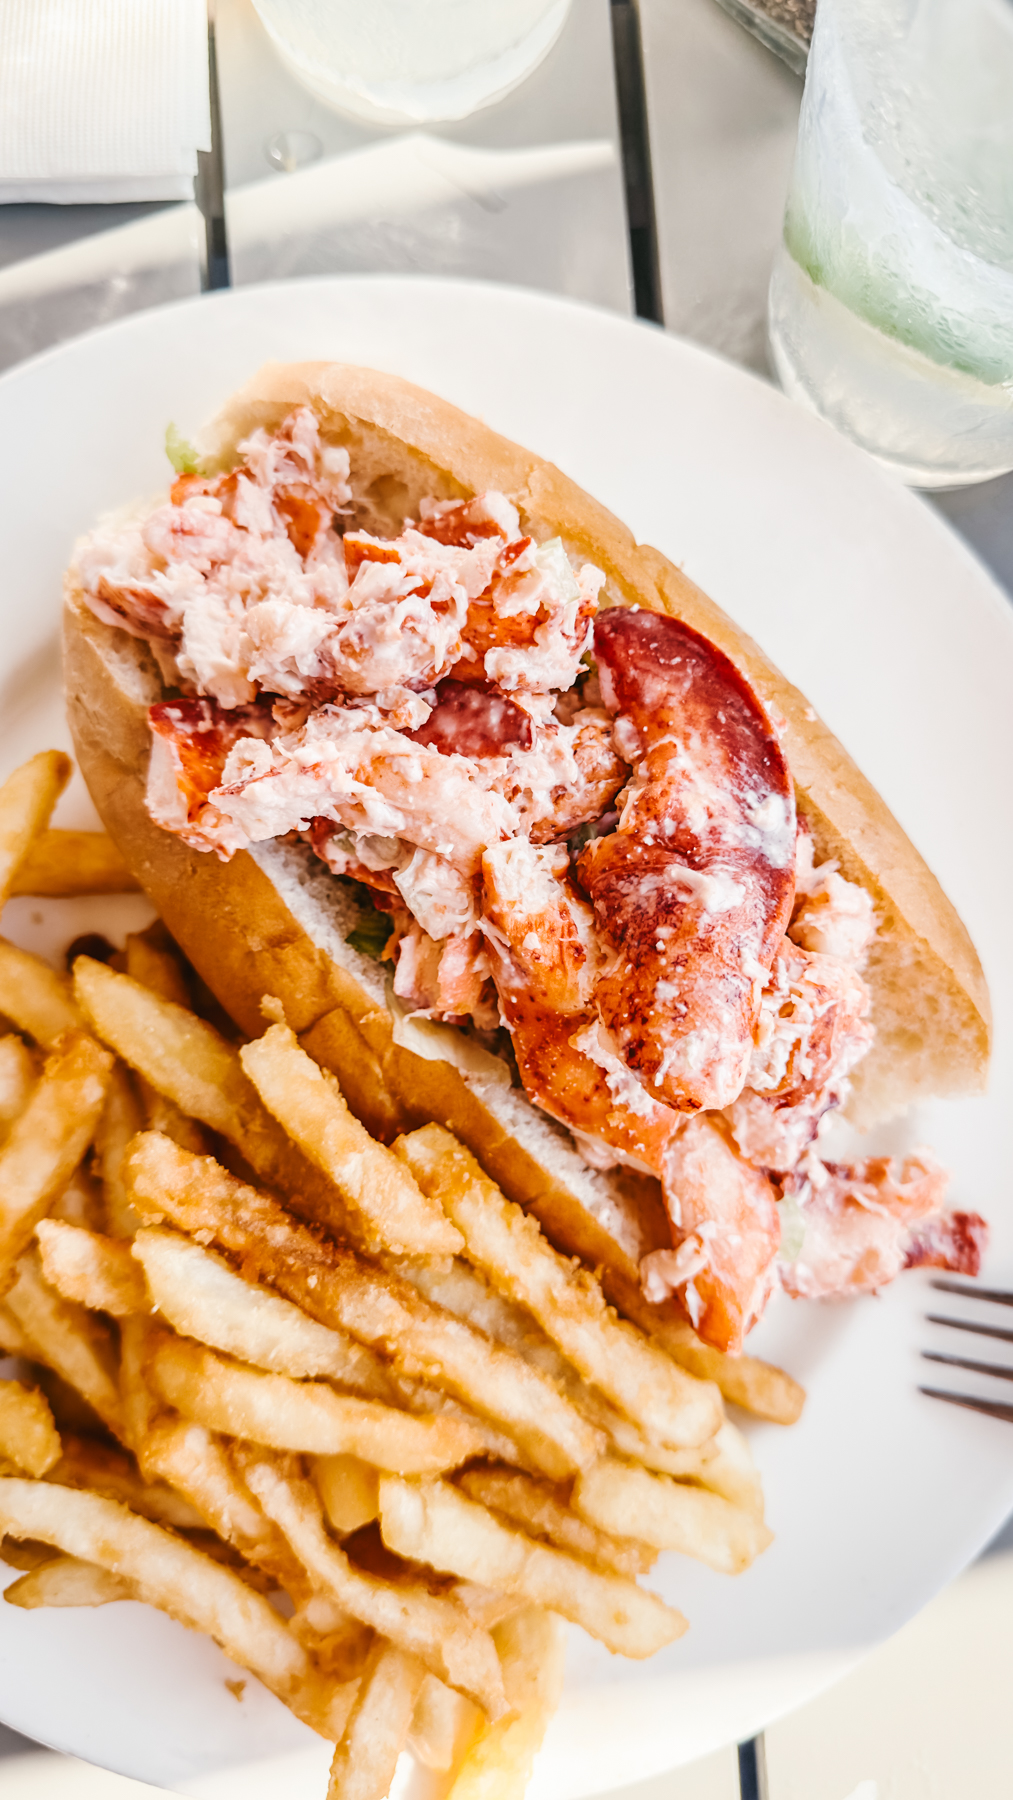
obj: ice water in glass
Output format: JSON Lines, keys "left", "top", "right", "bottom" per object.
{"left": 768, "top": 0, "right": 1013, "bottom": 487}
{"left": 249, "top": 0, "right": 572, "bottom": 126}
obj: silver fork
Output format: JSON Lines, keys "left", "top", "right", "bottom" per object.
{"left": 920, "top": 1279, "right": 1013, "bottom": 1422}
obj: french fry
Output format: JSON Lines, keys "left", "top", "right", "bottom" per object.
{"left": 125, "top": 1135, "right": 604, "bottom": 1482}
{"left": 0, "top": 1036, "right": 35, "bottom": 1146}
{"left": 457, "top": 1467, "right": 655, "bottom": 1581}
{"left": 378, "top": 1477, "right": 686, "bottom": 1659}
{"left": 49, "top": 1168, "right": 105, "bottom": 1233}
{"left": 445, "top": 1607, "right": 565, "bottom": 1800}
{"left": 147, "top": 1333, "right": 484, "bottom": 1474}
{"left": 9, "top": 830, "right": 139, "bottom": 898}
{"left": 573, "top": 1457, "right": 773, "bottom": 1575}
{"left": 50, "top": 1432, "right": 205, "bottom": 1531}
{"left": 300, "top": 1007, "right": 405, "bottom": 1146}
{"left": 125, "top": 929, "right": 192, "bottom": 1010}
{"left": 142, "top": 1418, "right": 307, "bottom": 1595}
{"left": 326, "top": 1640, "right": 425, "bottom": 1800}
{"left": 613, "top": 1283, "right": 805, "bottom": 1426}
{"left": 5, "top": 1554, "right": 135, "bottom": 1609}
{"left": 241, "top": 1025, "right": 461, "bottom": 1260}
{"left": 118, "top": 1317, "right": 156, "bottom": 1460}
{"left": 245, "top": 1456, "right": 507, "bottom": 1718}
{"left": 0, "top": 1303, "right": 31, "bottom": 1357}
{"left": 400, "top": 1126, "right": 722, "bottom": 1453}
{"left": 0, "top": 1380, "right": 61, "bottom": 1476}
{"left": 5, "top": 1253, "right": 122, "bottom": 1437}
{"left": 0, "top": 1479, "right": 316, "bottom": 1717}
{"left": 36, "top": 1220, "right": 146, "bottom": 1317}
{"left": 0, "top": 1032, "right": 113, "bottom": 1281}
{"left": 131, "top": 1228, "right": 394, "bottom": 1400}
{"left": 409, "top": 1675, "right": 480, "bottom": 1774}
{"left": 0, "top": 941, "right": 83, "bottom": 1048}
{"left": 94, "top": 1063, "right": 144, "bottom": 1240}
{"left": 314, "top": 1455, "right": 380, "bottom": 1537}
{"left": 0, "top": 751, "right": 71, "bottom": 909}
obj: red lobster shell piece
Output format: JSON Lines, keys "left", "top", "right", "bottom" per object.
{"left": 410, "top": 679, "right": 533, "bottom": 759}
{"left": 580, "top": 609, "right": 796, "bottom": 1113}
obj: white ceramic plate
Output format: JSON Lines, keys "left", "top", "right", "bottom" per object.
{"left": 0, "top": 276, "right": 1011, "bottom": 1800}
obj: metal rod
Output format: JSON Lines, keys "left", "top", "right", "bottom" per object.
{"left": 196, "top": 2, "right": 231, "bottom": 290}
{"left": 609, "top": 0, "right": 663, "bottom": 324}
{"left": 738, "top": 1733, "right": 769, "bottom": 1800}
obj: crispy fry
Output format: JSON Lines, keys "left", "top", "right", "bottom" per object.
{"left": 573, "top": 1457, "right": 773, "bottom": 1575}
{"left": 0, "top": 1379, "right": 61, "bottom": 1476}
{"left": 142, "top": 1418, "right": 305, "bottom": 1594}
{"left": 0, "top": 941, "right": 83, "bottom": 1048}
{"left": 4, "top": 1554, "right": 135, "bottom": 1609}
{"left": 9, "top": 830, "right": 139, "bottom": 898}
{"left": 0, "top": 1478, "right": 314, "bottom": 1714}
{"left": 457, "top": 1467, "right": 655, "bottom": 1580}
{"left": 118, "top": 1317, "right": 156, "bottom": 1460}
{"left": 313, "top": 1456, "right": 380, "bottom": 1537}
{"left": 378, "top": 1477, "right": 686, "bottom": 1659}
{"left": 50, "top": 1432, "right": 204, "bottom": 1531}
{"left": 401, "top": 1126, "right": 721, "bottom": 1452}
{"left": 0, "top": 1032, "right": 113, "bottom": 1281}
{"left": 0, "top": 1303, "right": 30, "bottom": 1357}
{"left": 50, "top": 1167, "right": 105, "bottom": 1233}
{"left": 242, "top": 1025, "right": 460, "bottom": 1260}
{"left": 131, "top": 1228, "right": 393, "bottom": 1399}
{"left": 613, "top": 1284, "right": 805, "bottom": 1425}
{"left": 147, "top": 1332, "right": 483, "bottom": 1473}
{"left": 326, "top": 1640, "right": 425, "bottom": 1800}
{"left": 94, "top": 1063, "right": 143, "bottom": 1240}
{"left": 246, "top": 1457, "right": 507, "bottom": 1717}
{"left": 0, "top": 1036, "right": 36, "bottom": 1147}
{"left": 300, "top": 1007, "right": 405, "bottom": 1146}
{"left": 409, "top": 1675, "right": 480, "bottom": 1774}
{"left": 36, "top": 1220, "right": 146, "bottom": 1317}
{"left": 0, "top": 751, "right": 71, "bottom": 910}
{"left": 125, "top": 930, "right": 192, "bottom": 1009}
{"left": 445, "top": 1607, "right": 565, "bottom": 1800}
{"left": 125, "top": 1135, "right": 603, "bottom": 1481}
{"left": 5, "top": 1253, "right": 122, "bottom": 1437}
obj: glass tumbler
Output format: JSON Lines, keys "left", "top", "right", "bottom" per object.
{"left": 768, "top": 0, "right": 1013, "bottom": 487}
{"left": 249, "top": 0, "right": 572, "bottom": 126}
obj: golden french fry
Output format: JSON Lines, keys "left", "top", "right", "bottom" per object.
{"left": 147, "top": 1332, "right": 483, "bottom": 1473}
{"left": 118, "top": 1316, "right": 156, "bottom": 1460}
{"left": 0, "top": 751, "right": 71, "bottom": 910}
{"left": 0, "top": 1303, "right": 30, "bottom": 1357}
{"left": 125, "top": 1134, "right": 604, "bottom": 1482}
{"left": 36, "top": 1220, "right": 146, "bottom": 1317}
{"left": 0, "top": 1478, "right": 315, "bottom": 1717}
{"left": 5, "top": 1553, "right": 135, "bottom": 1609}
{"left": 445, "top": 1607, "right": 565, "bottom": 1800}
{"left": 0, "top": 941, "right": 83, "bottom": 1049}
{"left": 142, "top": 1418, "right": 306, "bottom": 1595}
{"left": 0, "top": 1031, "right": 113, "bottom": 1281}
{"left": 0, "top": 1036, "right": 36, "bottom": 1147}
{"left": 313, "top": 1455, "right": 380, "bottom": 1537}
{"left": 457, "top": 1466, "right": 655, "bottom": 1581}
{"left": 9, "top": 829, "right": 140, "bottom": 898}
{"left": 6, "top": 1253, "right": 122, "bottom": 1437}
{"left": 379, "top": 1477, "right": 687, "bottom": 1659}
{"left": 400, "top": 1126, "right": 722, "bottom": 1453}
{"left": 300, "top": 1007, "right": 405, "bottom": 1145}
{"left": 326, "top": 1640, "right": 426, "bottom": 1800}
{"left": 573, "top": 1457, "right": 773, "bottom": 1575}
{"left": 0, "top": 1379, "right": 61, "bottom": 1477}
{"left": 615, "top": 1288, "right": 805, "bottom": 1426}
{"left": 50, "top": 1431, "right": 204, "bottom": 1532}
{"left": 241, "top": 1025, "right": 460, "bottom": 1260}
{"left": 131, "top": 1227, "right": 393, "bottom": 1399}
{"left": 245, "top": 1456, "right": 507, "bottom": 1718}
{"left": 409, "top": 1675, "right": 480, "bottom": 1774}
{"left": 49, "top": 1167, "right": 105, "bottom": 1234}
{"left": 94, "top": 1063, "right": 144, "bottom": 1240}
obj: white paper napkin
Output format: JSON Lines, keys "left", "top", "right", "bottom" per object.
{"left": 0, "top": 0, "right": 212, "bottom": 204}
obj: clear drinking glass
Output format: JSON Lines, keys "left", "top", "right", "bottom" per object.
{"left": 768, "top": 0, "right": 1013, "bottom": 487}
{"left": 248, "top": 0, "right": 572, "bottom": 126}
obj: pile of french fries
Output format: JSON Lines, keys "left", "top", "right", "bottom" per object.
{"left": 0, "top": 751, "right": 800, "bottom": 1800}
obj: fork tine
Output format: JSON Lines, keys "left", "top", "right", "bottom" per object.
{"left": 925, "top": 1314, "right": 1013, "bottom": 1345}
{"left": 922, "top": 1351, "right": 1013, "bottom": 1383}
{"left": 919, "top": 1388, "right": 1013, "bottom": 1424}
{"left": 930, "top": 1280, "right": 1013, "bottom": 1306}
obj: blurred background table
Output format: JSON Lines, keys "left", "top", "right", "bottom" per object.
{"left": 0, "top": 1, "right": 1011, "bottom": 1792}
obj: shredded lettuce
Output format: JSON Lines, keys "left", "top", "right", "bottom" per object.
{"left": 165, "top": 423, "right": 203, "bottom": 477}
{"left": 345, "top": 905, "right": 391, "bottom": 961}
